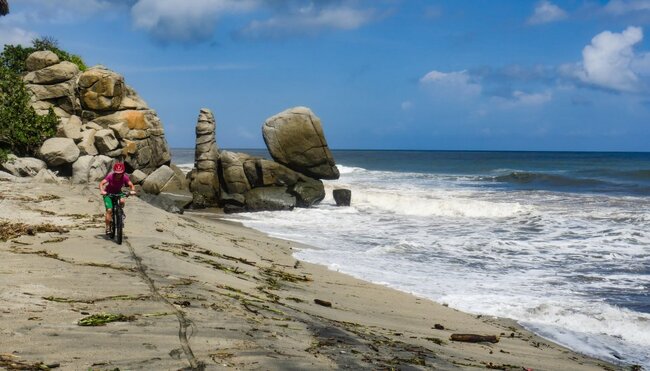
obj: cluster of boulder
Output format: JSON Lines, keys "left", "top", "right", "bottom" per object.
{"left": 187, "top": 106, "right": 339, "bottom": 213}
{"left": 2, "top": 50, "right": 172, "bottom": 185}
{"left": 138, "top": 106, "right": 341, "bottom": 213}
{"left": 2, "top": 50, "right": 347, "bottom": 213}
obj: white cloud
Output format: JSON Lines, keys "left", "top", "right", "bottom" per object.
{"left": 0, "top": 25, "right": 38, "bottom": 47}
{"left": 527, "top": 1, "right": 568, "bottom": 25}
{"left": 493, "top": 90, "right": 553, "bottom": 109}
{"left": 574, "top": 26, "right": 644, "bottom": 92}
{"left": 238, "top": 5, "right": 376, "bottom": 39}
{"left": 603, "top": 0, "right": 650, "bottom": 15}
{"left": 401, "top": 101, "right": 413, "bottom": 111}
{"left": 131, "top": 0, "right": 258, "bottom": 43}
{"left": 419, "top": 70, "right": 482, "bottom": 97}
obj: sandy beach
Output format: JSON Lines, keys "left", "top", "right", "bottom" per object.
{"left": 0, "top": 178, "right": 620, "bottom": 370}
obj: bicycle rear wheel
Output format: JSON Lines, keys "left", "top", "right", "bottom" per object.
{"left": 115, "top": 205, "right": 123, "bottom": 245}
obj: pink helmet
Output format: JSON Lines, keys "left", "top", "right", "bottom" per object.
{"left": 113, "top": 162, "right": 125, "bottom": 174}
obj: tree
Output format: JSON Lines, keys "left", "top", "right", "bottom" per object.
{"left": 0, "top": 0, "right": 8, "bottom": 16}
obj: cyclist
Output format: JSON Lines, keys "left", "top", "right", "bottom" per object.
{"left": 99, "top": 162, "right": 136, "bottom": 236}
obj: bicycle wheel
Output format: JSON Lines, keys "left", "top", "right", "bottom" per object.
{"left": 115, "top": 205, "right": 123, "bottom": 245}
{"left": 109, "top": 207, "right": 116, "bottom": 239}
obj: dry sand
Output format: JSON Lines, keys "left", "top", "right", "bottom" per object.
{"left": 0, "top": 179, "right": 621, "bottom": 370}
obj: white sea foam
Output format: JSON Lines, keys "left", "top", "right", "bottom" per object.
{"left": 175, "top": 162, "right": 194, "bottom": 175}
{"left": 336, "top": 164, "right": 365, "bottom": 174}
{"left": 225, "top": 162, "right": 650, "bottom": 367}
{"left": 346, "top": 187, "right": 529, "bottom": 218}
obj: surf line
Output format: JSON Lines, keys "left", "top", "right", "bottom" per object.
{"left": 124, "top": 239, "right": 205, "bottom": 370}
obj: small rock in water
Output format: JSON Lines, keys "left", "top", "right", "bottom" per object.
{"left": 333, "top": 188, "right": 351, "bottom": 206}
{"left": 434, "top": 324, "right": 445, "bottom": 330}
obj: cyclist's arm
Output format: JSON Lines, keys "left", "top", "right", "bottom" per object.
{"left": 99, "top": 179, "right": 108, "bottom": 194}
{"left": 127, "top": 180, "right": 136, "bottom": 194}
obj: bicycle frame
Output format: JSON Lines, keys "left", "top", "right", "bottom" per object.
{"left": 107, "top": 192, "right": 127, "bottom": 244}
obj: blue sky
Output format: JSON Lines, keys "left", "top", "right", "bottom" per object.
{"left": 2, "top": 0, "right": 650, "bottom": 151}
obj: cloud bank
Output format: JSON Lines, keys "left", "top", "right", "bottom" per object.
{"left": 128, "top": 0, "right": 381, "bottom": 43}
{"left": 603, "top": 0, "right": 650, "bottom": 15}
{"left": 131, "top": 0, "right": 258, "bottom": 43}
{"left": 237, "top": 4, "right": 377, "bottom": 39}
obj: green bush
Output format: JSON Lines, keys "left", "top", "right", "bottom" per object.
{"left": 0, "top": 66, "right": 59, "bottom": 163}
{"left": 0, "top": 37, "right": 83, "bottom": 163}
{"left": 0, "top": 37, "right": 87, "bottom": 75}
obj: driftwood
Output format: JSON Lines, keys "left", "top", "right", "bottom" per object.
{"left": 450, "top": 334, "right": 499, "bottom": 343}
{"left": 314, "top": 299, "right": 332, "bottom": 307}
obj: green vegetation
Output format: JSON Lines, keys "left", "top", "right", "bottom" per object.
{"left": 0, "top": 37, "right": 86, "bottom": 162}
{"left": 77, "top": 313, "right": 135, "bottom": 326}
{"left": 1, "top": 36, "right": 87, "bottom": 74}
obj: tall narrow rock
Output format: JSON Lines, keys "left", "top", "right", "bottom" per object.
{"left": 189, "top": 108, "right": 220, "bottom": 207}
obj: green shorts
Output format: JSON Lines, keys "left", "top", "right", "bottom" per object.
{"left": 103, "top": 195, "right": 120, "bottom": 210}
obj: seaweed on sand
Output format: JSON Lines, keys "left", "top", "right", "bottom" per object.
{"left": 0, "top": 353, "right": 57, "bottom": 370}
{"left": 0, "top": 220, "right": 68, "bottom": 241}
{"left": 77, "top": 313, "right": 135, "bottom": 326}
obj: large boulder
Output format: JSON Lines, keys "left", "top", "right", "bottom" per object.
{"left": 292, "top": 178, "right": 325, "bottom": 207}
{"left": 26, "top": 80, "right": 75, "bottom": 100}
{"left": 77, "top": 67, "right": 124, "bottom": 111}
{"left": 243, "top": 158, "right": 300, "bottom": 188}
{"left": 0, "top": 155, "right": 47, "bottom": 177}
{"left": 94, "top": 129, "right": 119, "bottom": 153}
{"left": 262, "top": 107, "right": 339, "bottom": 180}
{"left": 71, "top": 155, "right": 112, "bottom": 184}
{"left": 219, "top": 151, "right": 252, "bottom": 195}
{"left": 119, "top": 85, "right": 149, "bottom": 110}
{"left": 24, "top": 61, "right": 79, "bottom": 85}
{"left": 39, "top": 137, "right": 80, "bottom": 166}
{"left": 25, "top": 51, "right": 59, "bottom": 71}
{"left": 142, "top": 165, "right": 188, "bottom": 195}
{"left": 56, "top": 115, "right": 82, "bottom": 141}
{"left": 77, "top": 129, "right": 98, "bottom": 155}
{"left": 94, "top": 110, "right": 173, "bottom": 173}
{"left": 244, "top": 187, "right": 296, "bottom": 212}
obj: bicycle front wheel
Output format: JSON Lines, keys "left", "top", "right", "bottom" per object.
{"left": 115, "top": 206, "right": 123, "bottom": 245}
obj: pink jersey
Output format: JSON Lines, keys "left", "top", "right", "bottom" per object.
{"left": 104, "top": 172, "right": 130, "bottom": 194}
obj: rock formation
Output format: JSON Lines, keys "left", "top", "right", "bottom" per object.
{"left": 15, "top": 50, "right": 172, "bottom": 182}
{"left": 4, "top": 51, "right": 340, "bottom": 215}
{"left": 263, "top": 106, "right": 339, "bottom": 180}
{"left": 0, "top": 155, "right": 46, "bottom": 177}
{"left": 214, "top": 149, "right": 326, "bottom": 213}
{"left": 188, "top": 109, "right": 220, "bottom": 207}
{"left": 186, "top": 106, "right": 335, "bottom": 213}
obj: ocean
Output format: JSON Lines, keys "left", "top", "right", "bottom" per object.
{"left": 172, "top": 149, "right": 650, "bottom": 367}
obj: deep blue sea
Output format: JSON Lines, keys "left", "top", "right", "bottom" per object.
{"left": 173, "top": 149, "right": 650, "bottom": 367}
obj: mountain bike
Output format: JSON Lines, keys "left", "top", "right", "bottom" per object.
{"left": 106, "top": 192, "right": 129, "bottom": 244}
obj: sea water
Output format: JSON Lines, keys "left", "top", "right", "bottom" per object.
{"left": 173, "top": 149, "right": 650, "bottom": 367}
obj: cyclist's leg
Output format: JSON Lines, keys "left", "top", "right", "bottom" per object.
{"left": 104, "top": 196, "right": 113, "bottom": 233}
